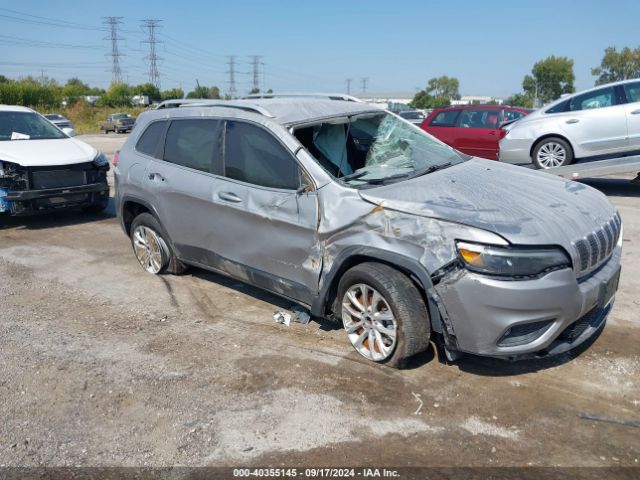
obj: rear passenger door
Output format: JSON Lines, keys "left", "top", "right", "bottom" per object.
{"left": 208, "top": 120, "right": 320, "bottom": 304}
{"left": 563, "top": 86, "right": 628, "bottom": 155}
{"left": 453, "top": 108, "right": 502, "bottom": 159}
{"left": 143, "top": 118, "right": 223, "bottom": 261}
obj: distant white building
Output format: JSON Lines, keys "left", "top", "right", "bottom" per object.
{"left": 451, "top": 95, "right": 503, "bottom": 106}
{"left": 358, "top": 92, "right": 415, "bottom": 111}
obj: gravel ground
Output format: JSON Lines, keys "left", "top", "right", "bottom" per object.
{"left": 0, "top": 134, "right": 638, "bottom": 470}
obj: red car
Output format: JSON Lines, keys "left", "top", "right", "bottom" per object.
{"left": 420, "top": 105, "right": 531, "bottom": 160}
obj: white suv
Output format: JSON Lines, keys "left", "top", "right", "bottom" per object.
{"left": 499, "top": 79, "right": 640, "bottom": 168}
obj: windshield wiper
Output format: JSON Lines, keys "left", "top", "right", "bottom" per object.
{"left": 407, "top": 162, "right": 452, "bottom": 179}
{"left": 340, "top": 170, "right": 368, "bottom": 182}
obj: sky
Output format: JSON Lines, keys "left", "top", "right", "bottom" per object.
{"left": 1, "top": 0, "right": 639, "bottom": 98}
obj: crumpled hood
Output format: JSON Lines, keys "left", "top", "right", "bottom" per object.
{"left": 358, "top": 158, "right": 617, "bottom": 252}
{"left": 0, "top": 138, "right": 97, "bottom": 167}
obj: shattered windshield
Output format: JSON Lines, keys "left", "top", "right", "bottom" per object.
{"left": 294, "top": 112, "right": 465, "bottom": 186}
{"left": 0, "top": 112, "right": 67, "bottom": 141}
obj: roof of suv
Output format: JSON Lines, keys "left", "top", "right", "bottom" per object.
{"left": 0, "top": 105, "right": 34, "bottom": 113}
{"left": 143, "top": 98, "right": 382, "bottom": 127}
{"left": 433, "top": 105, "right": 531, "bottom": 112}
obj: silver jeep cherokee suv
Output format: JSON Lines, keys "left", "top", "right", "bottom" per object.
{"left": 114, "top": 98, "right": 622, "bottom": 368}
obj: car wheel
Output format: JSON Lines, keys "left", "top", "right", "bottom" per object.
{"left": 337, "top": 262, "right": 431, "bottom": 368}
{"left": 130, "top": 213, "right": 186, "bottom": 275}
{"left": 532, "top": 137, "right": 573, "bottom": 169}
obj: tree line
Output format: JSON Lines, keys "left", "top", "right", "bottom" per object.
{"left": 0, "top": 75, "right": 225, "bottom": 108}
{"left": 411, "top": 46, "right": 640, "bottom": 109}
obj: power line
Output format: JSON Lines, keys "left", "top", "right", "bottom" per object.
{"left": 141, "top": 19, "right": 162, "bottom": 90}
{"left": 226, "top": 56, "right": 237, "bottom": 98}
{"left": 103, "top": 17, "right": 124, "bottom": 84}
{"left": 249, "top": 55, "right": 263, "bottom": 92}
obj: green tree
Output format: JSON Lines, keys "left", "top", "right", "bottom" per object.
{"left": 522, "top": 55, "right": 575, "bottom": 105}
{"left": 504, "top": 93, "right": 533, "bottom": 108}
{"left": 426, "top": 76, "right": 460, "bottom": 100}
{"left": 132, "top": 82, "right": 161, "bottom": 101}
{"left": 592, "top": 46, "right": 640, "bottom": 85}
{"left": 249, "top": 87, "right": 260, "bottom": 94}
{"left": 98, "top": 82, "right": 132, "bottom": 107}
{"left": 62, "top": 77, "right": 91, "bottom": 104}
{"left": 160, "top": 88, "right": 185, "bottom": 101}
{"left": 409, "top": 76, "right": 460, "bottom": 109}
{"left": 186, "top": 85, "right": 221, "bottom": 99}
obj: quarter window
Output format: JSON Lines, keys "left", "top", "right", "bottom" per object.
{"left": 623, "top": 82, "right": 640, "bottom": 103}
{"left": 135, "top": 121, "right": 166, "bottom": 157}
{"left": 163, "top": 119, "right": 221, "bottom": 173}
{"left": 569, "top": 87, "right": 615, "bottom": 111}
{"left": 224, "top": 121, "right": 300, "bottom": 190}
{"left": 429, "top": 110, "right": 460, "bottom": 127}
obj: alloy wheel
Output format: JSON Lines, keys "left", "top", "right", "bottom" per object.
{"left": 342, "top": 283, "right": 398, "bottom": 361}
{"left": 536, "top": 141, "right": 567, "bottom": 168}
{"left": 132, "top": 226, "right": 166, "bottom": 274}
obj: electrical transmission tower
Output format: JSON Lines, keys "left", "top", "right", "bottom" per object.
{"left": 346, "top": 78, "right": 352, "bottom": 95}
{"left": 103, "top": 17, "right": 124, "bottom": 84}
{"left": 249, "top": 55, "right": 263, "bottom": 93}
{"left": 141, "top": 19, "right": 162, "bottom": 90}
{"left": 360, "top": 77, "right": 369, "bottom": 95}
{"left": 226, "top": 56, "right": 237, "bottom": 98}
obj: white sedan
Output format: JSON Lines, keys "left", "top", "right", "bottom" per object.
{"left": 499, "top": 79, "right": 640, "bottom": 168}
{"left": 0, "top": 105, "right": 110, "bottom": 216}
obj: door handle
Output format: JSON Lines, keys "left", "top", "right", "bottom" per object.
{"left": 631, "top": 109, "right": 640, "bottom": 115}
{"left": 218, "top": 191, "right": 242, "bottom": 203}
{"left": 148, "top": 173, "right": 165, "bottom": 182}
{"left": 566, "top": 119, "right": 580, "bottom": 124}
{"left": 489, "top": 130, "right": 496, "bottom": 135}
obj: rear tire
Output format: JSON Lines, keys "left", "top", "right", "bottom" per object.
{"left": 337, "top": 262, "right": 431, "bottom": 368}
{"left": 130, "top": 213, "right": 187, "bottom": 275}
{"left": 532, "top": 137, "right": 573, "bottom": 169}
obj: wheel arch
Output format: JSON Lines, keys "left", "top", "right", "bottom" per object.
{"left": 120, "top": 195, "right": 162, "bottom": 236}
{"left": 529, "top": 133, "right": 575, "bottom": 159}
{"left": 312, "top": 246, "right": 443, "bottom": 333}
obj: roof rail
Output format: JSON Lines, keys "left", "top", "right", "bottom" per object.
{"left": 178, "top": 100, "right": 275, "bottom": 118}
{"left": 241, "top": 93, "right": 363, "bottom": 103}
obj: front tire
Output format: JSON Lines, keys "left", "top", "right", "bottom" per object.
{"left": 532, "top": 137, "right": 573, "bottom": 169}
{"left": 130, "top": 213, "right": 186, "bottom": 275}
{"left": 337, "top": 262, "right": 431, "bottom": 368}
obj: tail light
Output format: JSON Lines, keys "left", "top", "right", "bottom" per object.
{"left": 112, "top": 150, "right": 120, "bottom": 167}
{"left": 498, "top": 129, "right": 508, "bottom": 140}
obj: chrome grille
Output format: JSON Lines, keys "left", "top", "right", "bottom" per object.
{"left": 574, "top": 213, "right": 621, "bottom": 276}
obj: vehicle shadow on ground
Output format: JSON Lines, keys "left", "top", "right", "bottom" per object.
{"left": 189, "top": 269, "right": 296, "bottom": 312}
{"left": 0, "top": 199, "right": 116, "bottom": 231}
{"left": 581, "top": 178, "right": 640, "bottom": 197}
{"left": 451, "top": 324, "right": 604, "bottom": 376}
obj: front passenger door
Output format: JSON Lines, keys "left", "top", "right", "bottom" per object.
{"left": 208, "top": 120, "right": 320, "bottom": 304}
{"left": 622, "top": 81, "right": 640, "bottom": 149}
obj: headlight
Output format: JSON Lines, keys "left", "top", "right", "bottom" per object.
{"left": 456, "top": 241, "right": 571, "bottom": 277}
{"left": 93, "top": 152, "right": 109, "bottom": 168}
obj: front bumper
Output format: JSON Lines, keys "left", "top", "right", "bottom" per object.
{"left": 3, "top": 182, "right": 109, "bottom": 215}
{"left": 434, "top": 246, "right": 621, "bottom": 358}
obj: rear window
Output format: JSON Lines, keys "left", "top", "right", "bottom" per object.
{"left": 569, "top": 87, "right": 615, "bottom": 111}
{"left": 429, "top": 110, "right": 460, "bottom": 127}
{"left": 135, "top": 121, "right": 166, "bottom": 157}
{"left": 545, "top": 100, "right": 569, "bottom": 114}
{"left": 502, "top": 110, "right": 526, "bottom": 123}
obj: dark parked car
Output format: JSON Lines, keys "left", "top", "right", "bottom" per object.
{"left": 99, "top": 113, "right": 135, "bottom": 134}
{"left": 420, "top": 105, "right": 531, "bottom": 160}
